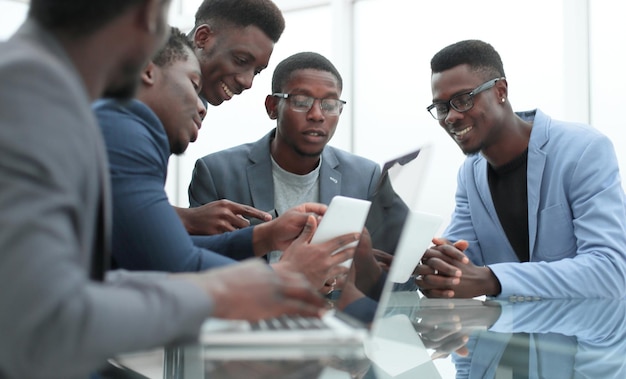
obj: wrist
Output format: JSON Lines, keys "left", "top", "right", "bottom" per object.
{"left": 482, "top": 266, "right": 502, "bottom": 296}
{"left": 252, "top": 222, "right": 273, "bottom": 256}
{"left": 174, "top": 206, "right": 198, "bottom": 235}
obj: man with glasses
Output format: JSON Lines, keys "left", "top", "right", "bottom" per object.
{"left": 189, "top": 52, "right": 409, "bottom": 288}
{"left": 415, "top": 39, "right": 626, "bottom": 299}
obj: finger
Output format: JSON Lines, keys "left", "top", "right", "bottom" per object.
{"left": 296, "top": 214, "right": 318, "bottom": 243}
{"left": 372, "top": 249, "right": 393, "bottom": 264}
{"left": 321, "top": 232, "right": 360, "bottom": 252}
{"left": 326, "top": 265, "right": 349, "bottom": 280}
{"left": 297, "top": 202, "right": 327, "bottom": 216}
{"left": 224, "top": 214, "right": 251, "bottom": 229}
{"left": 235, "top": 204, "right": 273, "bottom": 222}
{"left": 434, "top": 334, "right": 470, "bottom": 356}
{"left": 330, "top": 246, "right": 356, "bottom": 266}
{"left": 436, "top": 244, "right": 470, "bottom": 263}
{"left": 453, "top": 239, "right": 469, "bottom": 251}
{"left": 431, "top": 237, "right": 451, "bottom": 246}
{"left": 420, "top": 323, "right": 462, "bottom": 342}
{"left": 420, "top": 257, "right": 462, "bottom": 278}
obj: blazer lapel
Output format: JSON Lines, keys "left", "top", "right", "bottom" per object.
{"left": 527, "top": 114, "right": 549, "bottom": 260}
{"left": 247, "top": 131, "right": 277, "bottom": 213}
{"left": 319, "top": 148, "right": 342, "bottom": 203}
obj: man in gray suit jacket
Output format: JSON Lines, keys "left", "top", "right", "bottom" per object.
{"left": 189, "top": 52, "right": 409, "bottom": 257}
{"left": 0, "top": 2, "right": 325, "bottom": 378}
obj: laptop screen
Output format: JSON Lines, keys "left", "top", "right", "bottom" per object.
{"left": 336, "top": 146, "right": 442, "bottom": 325}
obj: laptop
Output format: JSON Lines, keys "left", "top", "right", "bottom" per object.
{"left": 199, "top": 146, "right": 442, "bottom": 349}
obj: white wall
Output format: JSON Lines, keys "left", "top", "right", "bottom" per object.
{"left": 2, "top": 0, "right": 624, "bottom": 223}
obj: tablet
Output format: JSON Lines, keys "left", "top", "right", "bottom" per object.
{"left": 310, "top": 196, "right": 372, "bottom": 267}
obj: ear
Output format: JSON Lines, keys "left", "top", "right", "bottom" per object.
{"left": 141, "top": 61, "right": 158, "bottom": 87}
{"left": 265, "top": 95, "right": 278, "bottom": 120}
{"left": 495, "top": 78, "right": 508, "bottom": 102}
{"left": 193, "top": 24, "right": 216, "bottom": 50}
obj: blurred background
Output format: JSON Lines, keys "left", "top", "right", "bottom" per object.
{"left": 2, "top": 0, "right": 625, "bottom": 228}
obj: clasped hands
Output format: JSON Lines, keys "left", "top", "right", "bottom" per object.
{"left": 414, "top": 238, "right": 501, "bottom": 298}
{"left": 412, "top": 298, "right": 502, "bottom": 359}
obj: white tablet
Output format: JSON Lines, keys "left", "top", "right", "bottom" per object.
{"left": 310, "top": 196, "right": 372, "bottom": 267}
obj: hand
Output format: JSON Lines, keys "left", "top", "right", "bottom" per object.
{"left": 175, "top": 259, "right": 326, "bottom": 321}
{"left": 372, "top": 248, "right": 393, "bottom": 272}
{"left": 272, "top": 214, "right": 358, "bottom": 290}
{"left": 351, "top": 229, "right": 384, "bottom": 298}
{"left": 412, "top": 298, "right": 502, "bottom": 359}
{"left": 175, "top": 200, "right": 272, "bottom": 235}
{"left": 414, "top": 239, "right": 501, "bottom": 298}
{"left": 252, "top": 202, "right": 328, "bottom": 255}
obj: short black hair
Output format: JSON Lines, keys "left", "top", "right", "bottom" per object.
{"left": 271, "top": 52, "right": 342, "bottom": 94}
{"left": 29, "top": 0, "right": 146, "bottom": 36}
{"left": 430, "top": 40, "right": 505, "bottom": 80}
{"left": 193, "top": 0, "right": 285, "bottom": 43}
{"left": 152, "top": 27, "right": 194, "bottom": 68}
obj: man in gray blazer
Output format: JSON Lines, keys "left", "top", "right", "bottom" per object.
{"left": 189, "top": 52, "right": 409, "bottom": 257}
{"left": 0, "top": 2, "right": 325, "bottom": 378}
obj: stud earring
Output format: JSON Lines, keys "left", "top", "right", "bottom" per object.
{"left": 501, "top": 98, "right": 505, "bottom": 103}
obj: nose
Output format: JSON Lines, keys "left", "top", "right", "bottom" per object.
{"left": 306, "top": 99, "right": 325, "bottom": 122}
{"left": 235, "top": 70, "right": 255, "bottom": 91}
{"left": 197, "top": 96, "right": 207, "bottom": 123}
{"left": 443, "top": 107, "right": 463, "bottom": 126}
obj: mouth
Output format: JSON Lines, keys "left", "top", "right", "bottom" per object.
{"left": 450, "top": 125, "right": 473, "bottom": 140}
{"left": 221, "top": 81, "right": 235, "bottom": 99}
{"left": 302, "top": 130, "right": 328, "bottom": 144}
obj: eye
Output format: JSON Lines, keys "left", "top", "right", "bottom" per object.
{"left": 234, "top": 56, "right": 249, "bottom": 66}
{"left": 191, "top": 79, "right": 201, "bottom": 93}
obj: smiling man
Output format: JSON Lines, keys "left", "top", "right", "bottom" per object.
{"left": 189, "top": 0, "right": 284, "bottom": 106}
{"left": 415, "top": 39, "right": 626, "bottom": 299}
{"left": 188, "top": 52, "right": 409, "bottom": 260}
{"left": 172, "top": 0, "right": 286, "bottom": 236}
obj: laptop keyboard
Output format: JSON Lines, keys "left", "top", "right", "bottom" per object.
{"left": 250, "top": 315, "right": 328, "bottom": 331}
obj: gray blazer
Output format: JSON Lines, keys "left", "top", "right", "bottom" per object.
{"left": 189, "top": 130, "right": 408, "bottom": 253}
{"left": 0, "top": 20, "right": 211, "bottom": 379}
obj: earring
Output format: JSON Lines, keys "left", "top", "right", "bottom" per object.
{"left": 501, "top": 98, "right": 505, "bottom": 103}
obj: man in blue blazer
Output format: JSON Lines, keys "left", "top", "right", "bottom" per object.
{"left": 416, "top": 40, "right": 626, "bottom": 299}
{"left": 188, "top": 52, "right": 409, "bottom": 256}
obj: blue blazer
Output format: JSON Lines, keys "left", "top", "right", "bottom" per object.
{"left": 188, "top": 129, "right": 409, "bottom": 254}
{"left": 444, "top": 109, "right": 626, "bottom": 298}
{"left": 454, "top": 299, "right": 626, "bottom": 378}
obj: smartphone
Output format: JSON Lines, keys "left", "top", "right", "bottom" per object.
{"left": 310, "top": 196, "right": 372, "bottom": 267}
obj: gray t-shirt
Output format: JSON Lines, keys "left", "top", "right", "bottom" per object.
{"left": 268, "top": 155, "right": 321, "bottom": 262}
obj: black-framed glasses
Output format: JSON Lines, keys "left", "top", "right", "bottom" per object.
{"left": 272, "top": 93, "right": 346, "bottom": 116}
{"left": 426, "top": 77, "right": 505, "bottom": 120}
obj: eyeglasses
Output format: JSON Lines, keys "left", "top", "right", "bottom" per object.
{"left": 426, "top": 77, "right": 505, "bottom": 120}
{"left": 272, "top": 93, "right": 346, "bottom": 116}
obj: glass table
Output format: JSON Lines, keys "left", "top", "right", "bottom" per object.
{"left": 116, "top": 295, "right": 626, "bottom": 378}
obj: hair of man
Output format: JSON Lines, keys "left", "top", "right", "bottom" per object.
{"left": 271, "top": 51, "right": 343, "bottom": 94}
{"left": 193, "top": 0, "right": 285, "bottom": 42}
{"left": 152, "top": 26, "right": 195, "bottom": 68}
{"left": 430, "top": 39, "right": 506, "bottom": 80}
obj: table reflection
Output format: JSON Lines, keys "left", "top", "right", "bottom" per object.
{"left": 159, "top": 297, "right": 626, "bottom": 378}
{"left": 410, "top": 297, "right": 626, "bottom": 378}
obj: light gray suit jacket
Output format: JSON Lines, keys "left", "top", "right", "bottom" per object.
{"left": 188, "top": 129, "right": 409, "bottom": 253}
{"left": 0, "top": 20, "right": 211, "bottom": 379}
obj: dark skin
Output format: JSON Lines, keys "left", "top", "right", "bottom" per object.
{"left": 415, "top": 64, "right": 532, "bottom": 298}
